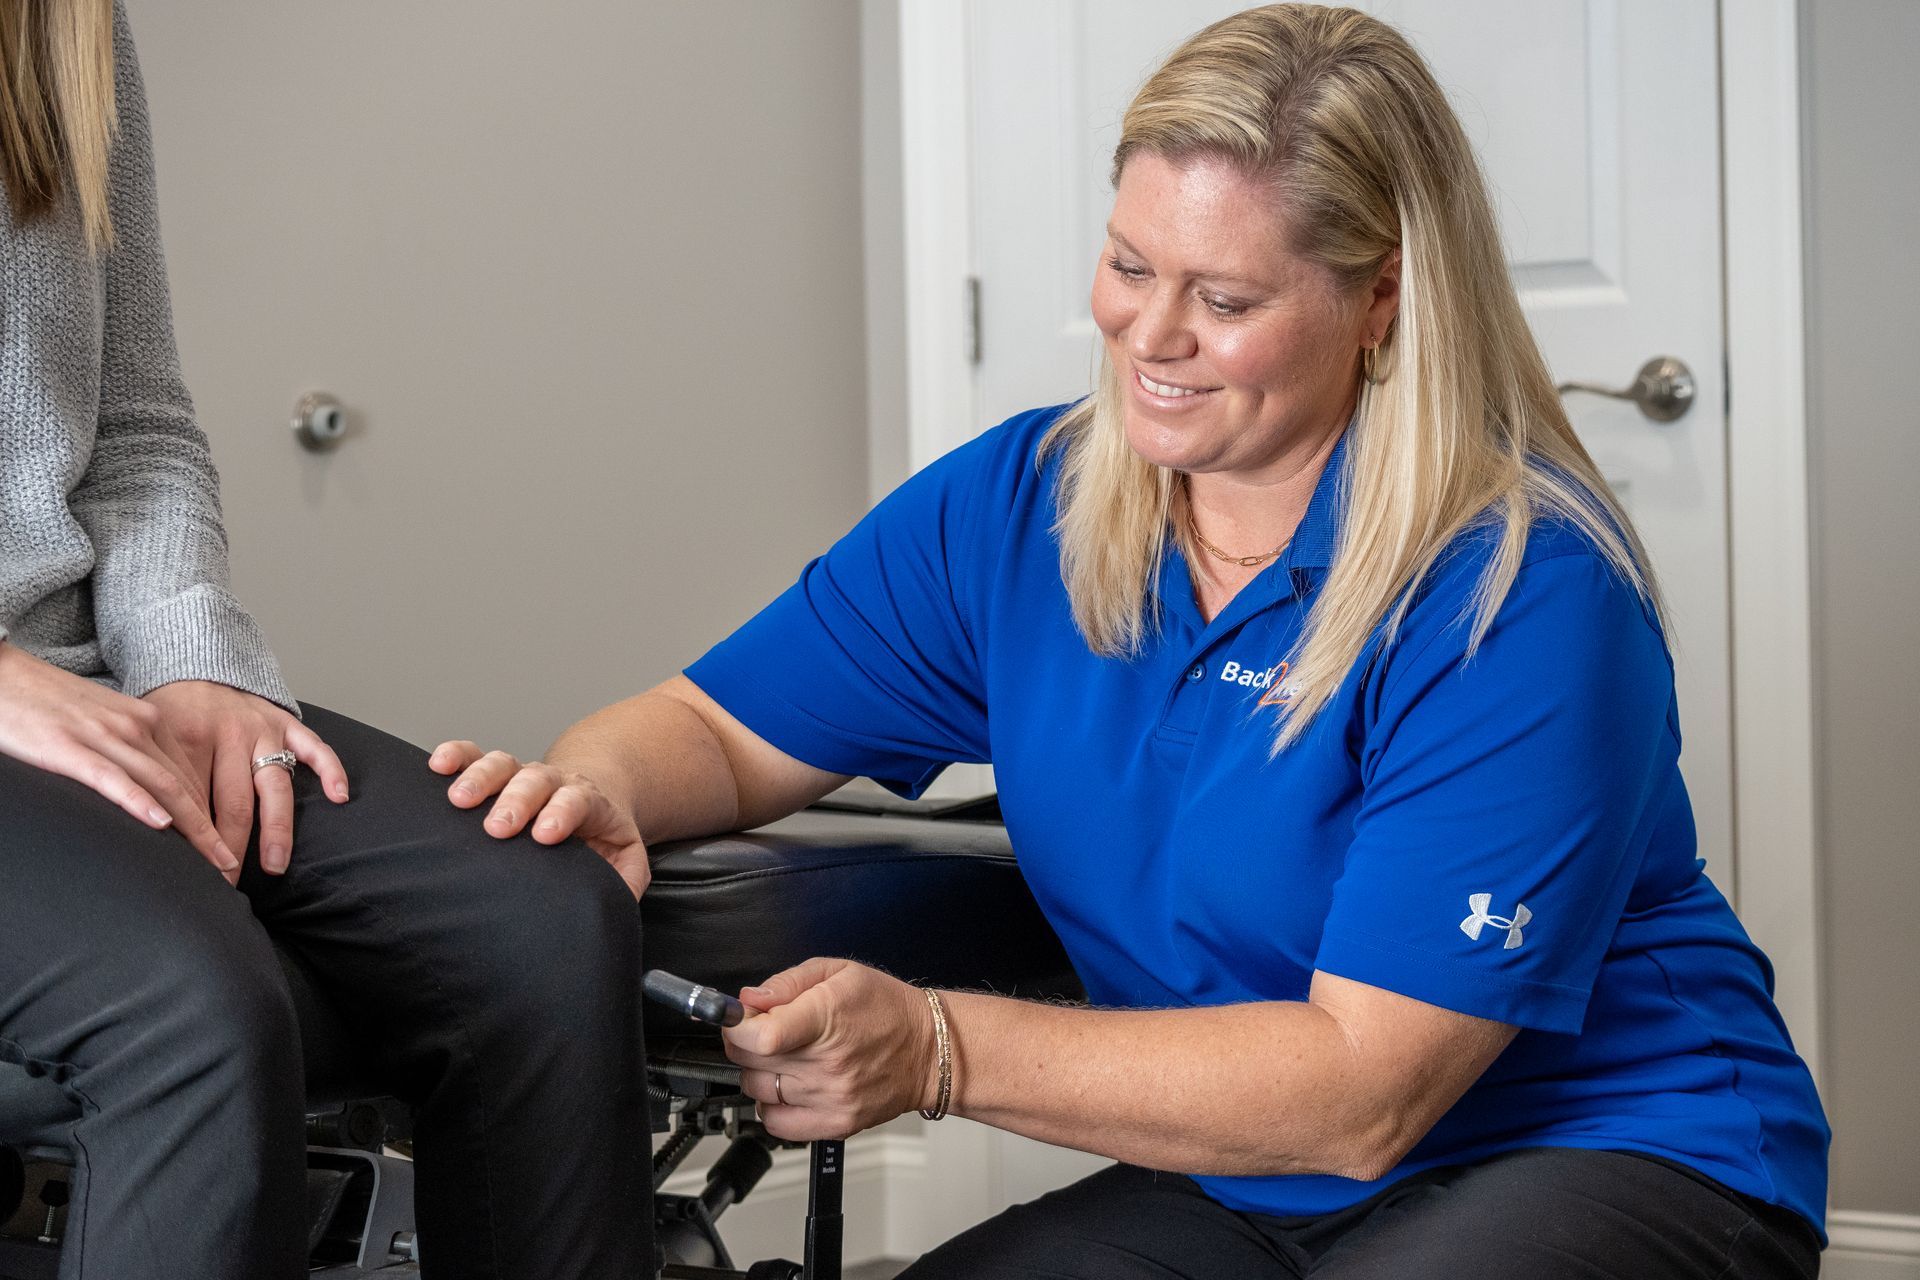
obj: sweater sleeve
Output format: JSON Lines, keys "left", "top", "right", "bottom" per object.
{"left": 64, "top": 0, "right": 297, "bottom": 712}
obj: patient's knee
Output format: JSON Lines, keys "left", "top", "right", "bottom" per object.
{"left": 457, "top": 844, "right": 639, "bottom": 1006}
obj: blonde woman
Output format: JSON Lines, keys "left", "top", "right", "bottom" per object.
{"left": 450, "top": 5, "right": 1827, "bottom": 1275}
{"left": 0, "top": 3, "right": 650, "bottom": 1275}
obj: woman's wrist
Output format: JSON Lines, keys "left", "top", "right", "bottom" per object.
{"left": 0, "top": 636, "right": 55, "bottom": 689}
{"left": 916, "top": 988, "right": 954, "bottom": 1120}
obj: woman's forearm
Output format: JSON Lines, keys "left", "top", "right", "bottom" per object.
{"left": 544, "top": 686, "right": 742, "bottom": 845}
{"left": 939, "top": 992, "right": 1381, "bottom": 1178}
{"left": 71, "top": 2, "right": 295, "bottom": 713}
{"left": 544, "top": 675, "right": 847, "bottom": 845}
{"left": 940, "top": 991, "right": 1432, "bottom": 1181}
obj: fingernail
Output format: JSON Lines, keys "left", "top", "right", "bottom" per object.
{"left": 333, "top": 782, "right": 350, "bottom": 801}
{"left": 148, "top": 806, "right": 170, "bottom": 825}
{"left": 537, "top": 817, "right": 558, "bottom": 833}
{"left": 452, "top": 784, "right": 474, "bottom": 799}
{"left": 491, "top": 809, "right": 514, "bottom": 826}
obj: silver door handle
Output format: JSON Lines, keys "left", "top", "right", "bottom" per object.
{"left": 1556, "top": 356, "right": 1694, "bottom": 423}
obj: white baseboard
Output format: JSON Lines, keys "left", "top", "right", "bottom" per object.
{"left": 1832, "top": 1211, "right": 1920, "bottom": 1257}
{"left": 1825, "top": 1253, "right": 1920, "bottom": 1280}
{"left": 1825, "top": 1211, "right": 1920, "bottom": 1280}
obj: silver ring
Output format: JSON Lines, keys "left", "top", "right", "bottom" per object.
{"left": 251, "top": 749, "right": 298, "bottom": 775}
{"left": 774, "top": 1073, "right": 786, "bottom": 1106}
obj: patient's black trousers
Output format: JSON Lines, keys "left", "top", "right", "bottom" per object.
{"left": 0, "top": 705, "right": 652, "bottom": 1280}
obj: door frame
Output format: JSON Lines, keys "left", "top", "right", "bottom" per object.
{"left": 893, "top": 0, "right": 979, "bottom": 482}
{"left": 876, "top": 0, "right": 1818, "bottom": 1228}
{"left": 1716, "top": 0, "right": 1820, "bottom": 1082}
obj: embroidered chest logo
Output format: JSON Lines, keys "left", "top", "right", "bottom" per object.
{"left": 1460, "top": 893, "right": 1532, "bottom": 950}
{"left": 1219, "top": 659, "right": 1297, "bottom": 707}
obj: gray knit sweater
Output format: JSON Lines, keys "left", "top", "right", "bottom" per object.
{"left": 0, "top": 0, "right": 294, "bottom": 712}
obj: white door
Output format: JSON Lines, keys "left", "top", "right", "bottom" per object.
{"left": 944, "top": 0, "right": 1732, "bottom": 1218}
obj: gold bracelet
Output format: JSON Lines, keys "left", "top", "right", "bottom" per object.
{"left": 919, "top": 987, "right": 953, "bottom": 1121}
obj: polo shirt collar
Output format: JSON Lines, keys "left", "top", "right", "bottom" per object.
{"left": 1155, "top": 425, "right": 1352, "bottom": 635}
{"left": 1285, "top": 428, "right": 1348, "bottom": 582}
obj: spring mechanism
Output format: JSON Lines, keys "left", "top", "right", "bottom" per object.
{"left": 651, "top": 1116, "right": 705, "bottom": 1191}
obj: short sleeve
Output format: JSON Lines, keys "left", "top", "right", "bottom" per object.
{"left": 684, "top": 415, "right": 1043, "bottom": 796}
{"left": 1312, "top": 547, "right": 1677, "bottom": 1034}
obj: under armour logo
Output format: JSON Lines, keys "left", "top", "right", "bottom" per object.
{"left": 1460, "top": 893, "right": 1531, "bottom": 949}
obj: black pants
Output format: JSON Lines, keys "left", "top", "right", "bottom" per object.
{"left": 0, "top": 706, "right": 651, "bottom": 1280}
{"left": 901, "top": 1149, "right": 1820, "bottom": 1279}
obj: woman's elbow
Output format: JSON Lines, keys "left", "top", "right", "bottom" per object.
{"left": 1229, "top": 1099, "right": 1420, "bottom": 1182}
{"left": 1326, "top": 1135, "right": 1410, "bottom": 1184}
{"left": 1319, "top": 1104, "right": 1429, "bottom": 1183}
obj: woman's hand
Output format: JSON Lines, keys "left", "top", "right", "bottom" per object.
{"left": 428, "top": 741, "right": 651, "bottom": 899}
{"left": 0, "top": 643, "right": 236, "bottom": 880}
{"left": 722, "top": 958, "right": 940, "bottom": 1142}
{"left": 141, "top": 680, "right": 349, "bottom": 875}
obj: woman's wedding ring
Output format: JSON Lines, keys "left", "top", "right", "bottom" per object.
{"left": 251, "top": 749, "right": 298, "bottom": 775}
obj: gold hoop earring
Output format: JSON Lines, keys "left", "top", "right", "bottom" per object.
{"left": 1362, "top": 343, "right": 1380, "bottom": 386}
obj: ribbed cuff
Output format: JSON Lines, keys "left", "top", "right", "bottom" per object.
{"left": 107, "top": 585, "right": 301, "bottom": 716}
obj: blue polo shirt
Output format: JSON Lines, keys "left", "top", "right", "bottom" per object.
{"left": 685, "top": 404, "right": 1829, "bottom": 1233}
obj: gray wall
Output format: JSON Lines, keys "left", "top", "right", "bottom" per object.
{"left": 131, "top": 0, "right": 869, "bottom": 759}
{"left": 1803, "top": 0, "right": 1920, "bottom": 1219}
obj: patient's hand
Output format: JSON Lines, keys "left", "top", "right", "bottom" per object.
{"left": 0, "top": 644, "right": 242, "bottom": 881}
{"left": 721, "top": 957, "right": 940, "bottom": 1143}
{"left": 144, "top": 680, "right": 349, "bottom": 877}
{"left": 429, "top": 741, "right": 650, "bottom": 899}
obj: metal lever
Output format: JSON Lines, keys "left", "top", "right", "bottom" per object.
{"left": 1556, "top": 355, "right": 1694, "bottom": 423}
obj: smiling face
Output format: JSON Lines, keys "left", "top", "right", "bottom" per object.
{"left": 1091, "top": 151, "right": 1393, "bottom": 486}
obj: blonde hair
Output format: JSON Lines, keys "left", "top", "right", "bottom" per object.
{"left": 1043, "top": 3, "right": 1660, "bottom": 750}
{"left": 1, "top": 0, "right": 117, "bottom": 252}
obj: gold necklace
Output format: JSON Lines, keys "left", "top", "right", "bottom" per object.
{"left": 1187, "top": 512, "right": 1289, "bottom": 568}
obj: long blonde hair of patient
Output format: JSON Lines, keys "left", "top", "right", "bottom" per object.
{"left": 1043, "top": 3, "right": 1661, "bottom": 751}
{"left": 0, "top": 0, "right": 116, "bottom": 251}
